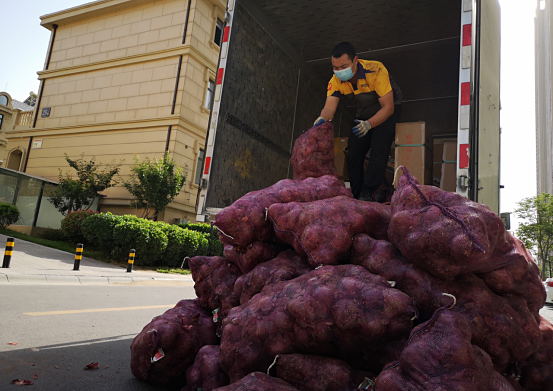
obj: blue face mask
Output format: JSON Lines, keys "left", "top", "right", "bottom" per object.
{"left": 334, "top": 65, "right": 354, "bottom": 81}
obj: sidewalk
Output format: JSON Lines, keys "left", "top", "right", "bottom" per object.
{"left": 0, "top": 233, "right": 194, "bottom": 285}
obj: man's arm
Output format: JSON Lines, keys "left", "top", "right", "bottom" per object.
{"left": 315, "top": 96, "right": 340, "bottom": 124}
{"left": 368, "top": 91, "right": 395, "bottom": 128}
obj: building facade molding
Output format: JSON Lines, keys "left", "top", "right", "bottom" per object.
{"left": 37, "top": 45, "right": 217, "bottom": 81}
{"left": 5, "top": 115, "right": 208, "bottom": 140}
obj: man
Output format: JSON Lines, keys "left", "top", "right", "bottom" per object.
{"left": 314, "top": 42, "right": 402, "bottom": 201}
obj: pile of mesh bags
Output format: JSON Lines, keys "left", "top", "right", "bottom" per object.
{"left": 130, "top": 124, "right": 551, "bottom": 390}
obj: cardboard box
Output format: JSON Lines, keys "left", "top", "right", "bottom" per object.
{"left": 334, "top": 138, "right": 349, "bottom": 180}
{"left": 440, "top": 142, "right": 458, "bottom": 192}
{"left": 394, "top": 122, "right": 433, "bottom": 186}
{"left": 433, "top": 143, "right": 444, "bottom": 187}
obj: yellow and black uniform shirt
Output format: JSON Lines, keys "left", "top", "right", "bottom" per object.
{"left": 327, "top": 59, "right": 403, "bottom": 121}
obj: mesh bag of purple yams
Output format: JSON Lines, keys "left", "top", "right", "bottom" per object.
{"left": 271, "top": 353, "right": 375, "bottom": 391}
{"left": 388, "top": 166, "right": 528, "bottom": 279}
{"left": 182, "top": 345, "right": 229, "bottom": 391}
{"left": 189, "top": 256, "right": 242, "bottom": 319}
{"left": 213, "top": 372, "right": 299, "bottom": 391}
{"left": 214, "top": 175, "right": 352, "bottom": 247}
{"left": 375, "top": 307, "right": 517, "bottom": 390}
{"left": 233, "top": 250, "right": 313, "bottom": 305}
{"left": 268, "top": 196, "right": 391, "bottom": 267}
{"left": 130, "top": 299, "right": 218, "bottom": 388}
{"left": 224, "top": 241, "right": 281, "bottom": 274}
{"left": 219, "top": 265, "right": 417, "bottom": 382}
{"left": 290, "top": 122, "right": 338, "bottom": 181}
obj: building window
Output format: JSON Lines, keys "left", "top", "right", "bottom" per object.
{"left": 205, "top": 79, "right": 215, "bottom": 110}
{"left": 0, "top": 95, "right": 7, "bottom": 106}
{"left": 195, "top": 149, "right": 206, "bottom": 185}
{"left": 541, "top": 0, "right": 546, "bottom": 10}
{"left": 0, "top": 114, "right": 3, "bottom": 130}
{"left": 214, "top": 18, "right": 224, "bottom": 46}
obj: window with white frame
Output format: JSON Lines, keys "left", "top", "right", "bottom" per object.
{"left": 214, "top": 18, "right": 224, "bottom": 46}
{"left": 195, "top": 149, "right": 206, "bottom": 185}
{"left": 205, "top": 79, "right": 215, "bottom": 111}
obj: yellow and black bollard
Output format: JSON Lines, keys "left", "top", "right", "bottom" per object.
{"left": 2, "top": 237, "right": 14, "bottom": 268}
{"left": 73, "top": 244, "right": 83, "bottom": 271}
{"left": 127, "top": 249, "right": 135, "bottom": 273}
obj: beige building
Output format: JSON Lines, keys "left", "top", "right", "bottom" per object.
{"left": 2, "top": 0, "right": 227, "bottom": 223}
{"left": 0, "top": 93, "right": 35, "bottom": 168}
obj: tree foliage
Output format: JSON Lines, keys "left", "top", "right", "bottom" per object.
{"left": 123, "top": 153, "right": 187, "bottom": 220}
{"left": 515, "top": 193, "right": 553, "bottom": 279}
{"left": 47, "top": 154, "right": 121, "bottom": 216}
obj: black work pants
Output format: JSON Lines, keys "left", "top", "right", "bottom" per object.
{"left": 347, "top": 105, "right": 402, "bottom": 199}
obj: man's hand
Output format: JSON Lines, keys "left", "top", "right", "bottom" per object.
{"left": 353, "top": 119, "right": 372, "bottom": 138}
{"left": 313, "top": 117, "right": 326, "bottom": 127}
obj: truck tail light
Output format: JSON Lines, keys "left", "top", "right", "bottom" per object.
{"left": 547, "top": 282, "right": 553, "bottom": 287}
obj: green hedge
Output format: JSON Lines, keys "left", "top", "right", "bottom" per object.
{"left": 176, "top": 222, "right": 213, "bottom": 234}
{"left": 79, "top": 213, "right": 222, "bottom": 267}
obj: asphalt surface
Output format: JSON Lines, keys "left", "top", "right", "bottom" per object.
{"left": 0, "top": 284, "right": 197, "bottom": 391}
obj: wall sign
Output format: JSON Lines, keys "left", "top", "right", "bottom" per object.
{"left": 32, "top": 139, "right": 43, "bottom": 149}
{"left": 41, "top": 107, "right": 51, "bottom": 118}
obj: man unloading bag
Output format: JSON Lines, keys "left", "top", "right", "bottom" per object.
{"left": 314, "top": 42, "right": 403, "bottom": 201}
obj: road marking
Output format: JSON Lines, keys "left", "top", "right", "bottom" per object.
{"left": 23, "top": 304, "right": 174, "bottom": 316}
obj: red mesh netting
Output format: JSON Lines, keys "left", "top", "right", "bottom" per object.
{"left": 520, "top": 316, "right": 553, "bottom": 390}
{"left": 219, "top": 265, "right": 416, "bottom": 382}
{"left": 214, "top": 175, "right": 352, "bottom": 246}
{"left": 272, "top": 353, "right": 374, "bottom": 391}
{"left": 182, "top": 345, "right": 229, "bottom": 391}
{"left": 130, "top": 299, "right": 218, "bottom": 388}
{"left": 350, "top": 234, "right": 541, "bottom": 370}
{"left": 189, "top": 256, "right": 242, "bottom": 318}
{"left": 476, "top": 234, "right": 546, "bottom": 319}
{"left": 375, "top": 308, "right": 517, "bottom": 390}
{"left": 233, "top": 250, "right": 313, "bottom": 305}
{"left": 290, "top": 122, "right": 338, "bottom": 181}
{"left": 388, "top": 167, "right": 514, "bottom": 279}
{"left": 213, "top": 372, "right": 299, "bottom": 390}
{"left": 224, "top": 241, "right": 281, "bottom": 274}
{"left": 268, "top": 196, "right": 391, "bottom": 267}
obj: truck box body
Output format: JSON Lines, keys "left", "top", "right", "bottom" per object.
{"left": 196, "top": 0, "right": 501, "bottom": 220}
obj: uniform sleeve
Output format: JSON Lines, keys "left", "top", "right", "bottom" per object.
{"left": 374, "top": 63, "right": 393, "bottom": 98}
{"left": 327, "top": 76, "right": 342, "bottom": 98}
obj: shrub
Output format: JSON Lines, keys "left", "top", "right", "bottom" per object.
{"left": 81, "top": 212, "right": 122, "bottom": 256}
{"left": 0, "top": 203, "right": 20, "bottom": 229}
{"left": 40, "top": 228, "right": 67, "bottom": 242}
{"left": 177, "top": 222, "right": 213, "bottom": 235}
{"left": 162, "top": 225, "right": 209, "bottom": 268}
{"left": 113, "top": 217, "right": 168, "bottom": 266}
{"left": 61, "top": 209, "right": 97, "bottom": 243}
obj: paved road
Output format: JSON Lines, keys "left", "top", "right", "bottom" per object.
{"left": 0, "top": 284, "right": 196, "bottom": 391}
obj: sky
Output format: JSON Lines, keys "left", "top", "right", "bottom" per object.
{"left": 0, "top": 0, "right": 540, "bottom": 226}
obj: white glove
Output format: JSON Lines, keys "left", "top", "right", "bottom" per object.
{"left": 352, "top": 119, "right": 372, "bottom": 138}
{"left": 313, "top": 117, "right": 326, "bottom": 127}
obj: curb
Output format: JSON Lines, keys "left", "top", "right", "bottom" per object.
{"left": 0, "top": 273, "right": 193, "bottom": 285}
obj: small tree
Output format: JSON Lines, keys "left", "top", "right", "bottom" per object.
{"left": 514, "top": 193, "right": 553, "bottom": 279}
{"left": 0, "top": 203, "right": 20, "bottom": 229}
{"left": 123, "top": 153, "right": 187, "bottom": 220}
{"left": 48, "top": 154, "right": 121, "bottom": 216}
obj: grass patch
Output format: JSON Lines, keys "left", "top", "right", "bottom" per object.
{"left": 0, "top": 228, "right": 112, "bottom": 263}
{"left": 157, "top": 268, "right": 191, "bottom": 275}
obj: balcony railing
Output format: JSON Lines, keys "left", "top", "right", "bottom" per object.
{"left": 15, "top": 111, "right": 34, "bottom": 126}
